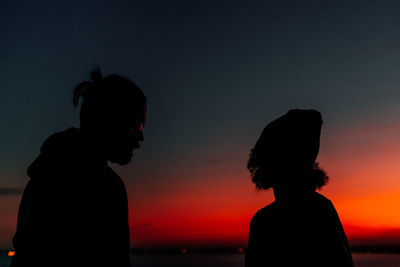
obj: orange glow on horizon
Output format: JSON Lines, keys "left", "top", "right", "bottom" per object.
{"left": 123, "top": 121, "right": 400, "bottom": 248}
{"left": 129, "top": 161, "right": 400, "bottom": 247}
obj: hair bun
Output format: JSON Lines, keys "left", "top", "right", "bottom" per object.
{"left": 90, "top": 68, "right": 103, "bottom": 82}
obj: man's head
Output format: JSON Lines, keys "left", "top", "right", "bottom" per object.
{"left": 73, "top": 69, "right": 147, "bottom": 165}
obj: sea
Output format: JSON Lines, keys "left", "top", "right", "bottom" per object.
{"left": 1, "top": 253, "right": 400, "bottom": 266}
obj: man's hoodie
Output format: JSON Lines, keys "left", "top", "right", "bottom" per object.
{"left": 11, "top": 128, "right": 131, "bottom": 267}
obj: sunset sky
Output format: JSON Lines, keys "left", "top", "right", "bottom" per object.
{"left": 2, "top": 0, "right": 400, "bottom": 249}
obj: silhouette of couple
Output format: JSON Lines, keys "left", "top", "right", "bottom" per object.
{"left": 10, "top": 70, "right": 354, "bottom": 267}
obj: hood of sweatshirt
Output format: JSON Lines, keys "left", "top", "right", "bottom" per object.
{"left": 27, "top": 128, "right": 107, "bottom": 180}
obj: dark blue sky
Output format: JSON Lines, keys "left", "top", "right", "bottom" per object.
{"left": 3, "top": 0, "right": 400, "bottom": 248}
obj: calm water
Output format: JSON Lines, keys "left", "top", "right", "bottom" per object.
{"left": 1, "top": 253, "right": 400, "bottom": 266}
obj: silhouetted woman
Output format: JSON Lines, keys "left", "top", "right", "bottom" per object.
{"left": 245, "top": 109, "right": 354, "bottom": 267}
{"left": 11, "top": 69, "right": 146, "bottom": 267}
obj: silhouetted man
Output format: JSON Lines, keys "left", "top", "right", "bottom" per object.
{"left": 11, "top": 69, "right": 147, "bottom": 267}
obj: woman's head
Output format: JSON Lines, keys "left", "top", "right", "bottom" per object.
{"left": 73, "top": 69, "right": 147, "bottom": 165}
{"left": 247, "top": 109, "right": 328, "bottom": 191}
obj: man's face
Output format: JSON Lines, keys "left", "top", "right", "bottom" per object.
{"left": 107, "top": 104, "right": 147, "bottom": 165}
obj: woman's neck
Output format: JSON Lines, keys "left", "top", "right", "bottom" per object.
{"left": 273, "top": 185, "right": 315, "bottom": 202}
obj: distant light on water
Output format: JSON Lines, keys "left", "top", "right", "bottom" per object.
{"left": 8, "top": 251, "right": 15, "bottom": 257}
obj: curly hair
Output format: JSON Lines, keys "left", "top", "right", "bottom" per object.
{"left": 247, "top": 148, "right": 329, "bottom": 190}
{"left": 247, "top": 109, "right": 329, "bottom": 191}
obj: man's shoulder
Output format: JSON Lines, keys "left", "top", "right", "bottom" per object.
{"left": 104, "top": 166, "right": 127, "bottom": 192}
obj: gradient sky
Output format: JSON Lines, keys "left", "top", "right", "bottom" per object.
{"left": 2, "top": 0, "right": 400, "bottom": 249}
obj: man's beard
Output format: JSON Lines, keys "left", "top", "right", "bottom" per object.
{"left": 108, "top": 150, "right": 133, "bottom": 165}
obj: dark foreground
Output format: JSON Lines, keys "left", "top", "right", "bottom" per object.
{"left": 1, "top": 253, "right": 400, "bottom": 267}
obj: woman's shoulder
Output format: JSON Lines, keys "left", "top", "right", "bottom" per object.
{"left": 310, "top": 191, "right": 335, "bottom": 208}
{"left": 250, "top": 201, "right": 279, "bottom": 225}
